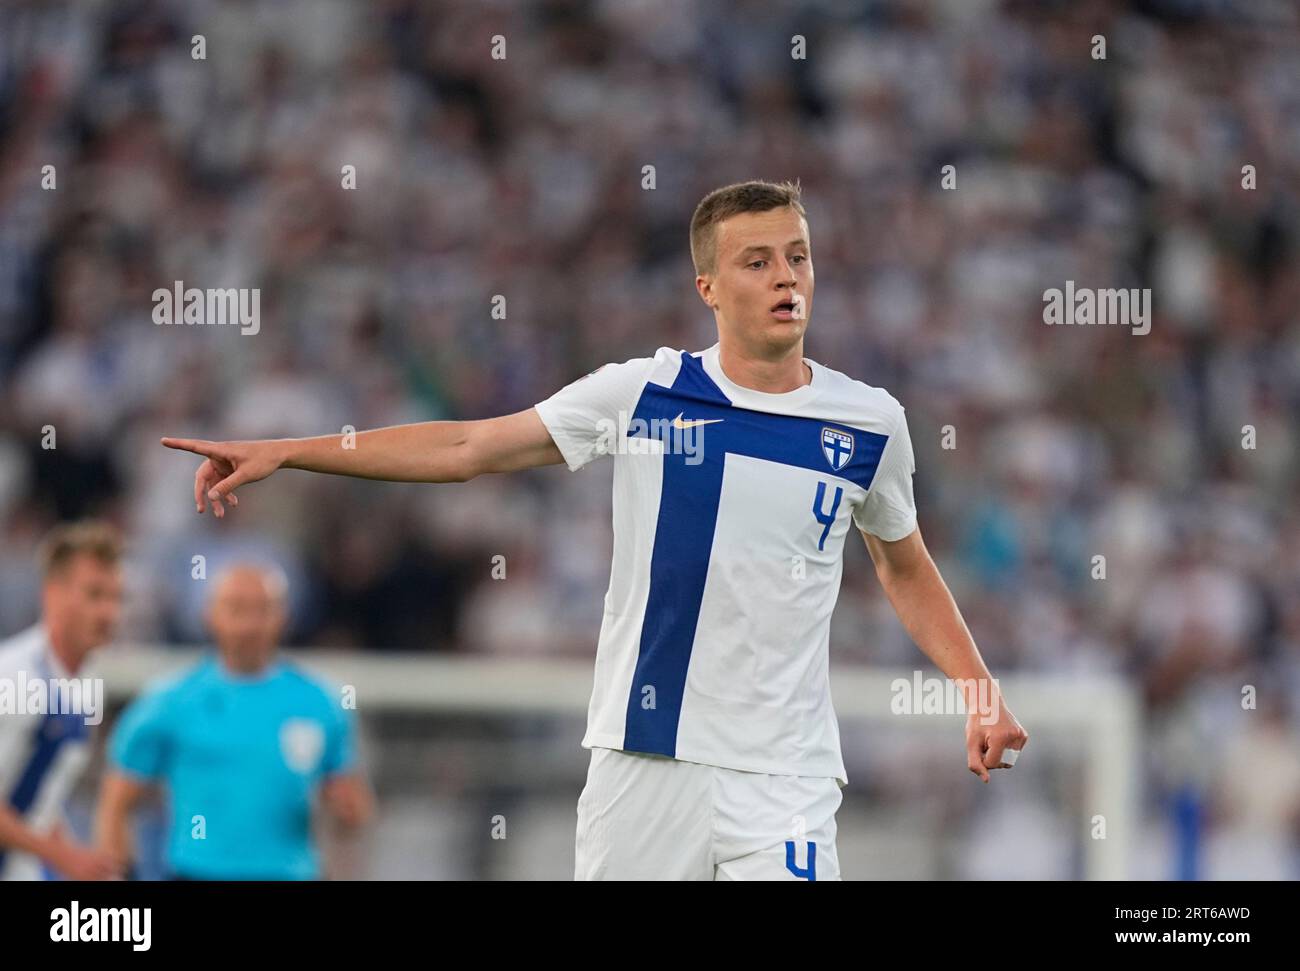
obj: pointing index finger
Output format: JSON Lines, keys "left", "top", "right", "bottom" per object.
{"left": 161, "top": 437, "right": 216, "bottom": 458}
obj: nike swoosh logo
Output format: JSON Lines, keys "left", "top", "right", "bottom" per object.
{"left": 671, "top": 413, "right": 725, "bottom": 430}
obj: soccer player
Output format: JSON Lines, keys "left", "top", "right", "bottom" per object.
{"left": 95, "top": 563, "right": 372, "bottom": 880}
{"left": 0, "top": 521, "right": 125, "bottom": 881}
{"left": 161, "top": 179, "right": 1027, "bottom": 880}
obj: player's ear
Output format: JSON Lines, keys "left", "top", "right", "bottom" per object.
{"left": 695, "top": 274, "right": 717, "bottom": 309}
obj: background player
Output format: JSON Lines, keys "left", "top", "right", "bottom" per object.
{"left": 159, "top": 180, "right": 1025, "bottom": 880}
{"left": 0, "top": 521, "right": 124, "bottom": 881}
{"left": 95, "top": 563, "right": 372, "bottom": 880}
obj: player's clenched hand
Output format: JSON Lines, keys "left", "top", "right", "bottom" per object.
{"left": 965, "top": 695, "right": 1028, "bottom": 783}
{"left": 161, "top": 437, "right": 287, "bottom": 518}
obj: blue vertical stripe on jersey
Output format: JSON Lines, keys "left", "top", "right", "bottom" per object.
{"left": 620, "top": 351, "right": 889, "bottom": 757}
{"left": 0, "top": 707, "right": 89, "bottom": 872}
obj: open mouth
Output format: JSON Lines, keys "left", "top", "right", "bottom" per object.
{"left": 770, "top": 297, "right": 802, "bottom": 318}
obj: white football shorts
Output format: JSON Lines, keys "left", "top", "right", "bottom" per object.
{"left": 574, "top": 746, "right": 842, "bottom": 881}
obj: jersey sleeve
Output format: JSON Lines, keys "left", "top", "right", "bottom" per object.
{"left": 109, "top": 688, "right": 176, "bottom": 781}
{"left": 854, "top": 403, "right": 918, "bottom": 541}
{"left": 320, "top": 693, "right": 358, "bottom": 777}
{"left": 533, "top": 356, "right": 657, "bottom": 471}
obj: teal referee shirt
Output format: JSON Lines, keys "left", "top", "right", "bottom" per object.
{"left": 110, "top": 655, "right": 356, "bottom": 879}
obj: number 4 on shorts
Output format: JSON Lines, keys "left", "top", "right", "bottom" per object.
{"left": 785, "top": 840, "right": 817, "bottom": 881}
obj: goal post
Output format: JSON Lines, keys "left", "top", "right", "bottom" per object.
{"left": 96, "top": 647, "right": 1139, "bottom": 879}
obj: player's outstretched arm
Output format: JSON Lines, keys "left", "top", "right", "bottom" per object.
{"left": 861, "top": 525, "right": 1029, "bottom": 782}
{"left": 162, "top": 408, "right": 564, "bottom": 517}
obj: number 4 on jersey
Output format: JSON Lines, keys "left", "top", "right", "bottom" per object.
{"left": 812, "top": 482, "right": 843, "bottom": 551}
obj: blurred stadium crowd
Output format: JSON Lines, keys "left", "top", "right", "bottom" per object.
{"left": 1, "top": 0, "right": 1299, "bottom": 878}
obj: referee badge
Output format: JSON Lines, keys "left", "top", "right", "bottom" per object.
{"left": 279, "top": 718, "right": 325, "bottom": 774}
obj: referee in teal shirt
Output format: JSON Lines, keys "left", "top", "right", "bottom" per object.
{"left": 95, "top": 565, "right": 373, "bottom": 880}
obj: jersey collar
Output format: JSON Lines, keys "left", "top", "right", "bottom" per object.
{"left": 699, "top": 343, "right": 823, "bottom": 410}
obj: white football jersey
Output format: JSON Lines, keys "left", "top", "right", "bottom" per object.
{"left": 535, "top": 343, "right": 917, "bottom": 785}
{"left": 0, "top": 624, "right": 94, "bottom": 880}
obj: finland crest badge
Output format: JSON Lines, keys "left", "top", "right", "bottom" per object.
{"left": 822, "top": 427, "right": 854, "bottom": 472}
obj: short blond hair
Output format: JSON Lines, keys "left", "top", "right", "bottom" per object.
{"left": 689, "top": 179, "right": 806, "bottom": 277}
{"left": 38, "top": 520, "right": 123, "bottom": 580}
